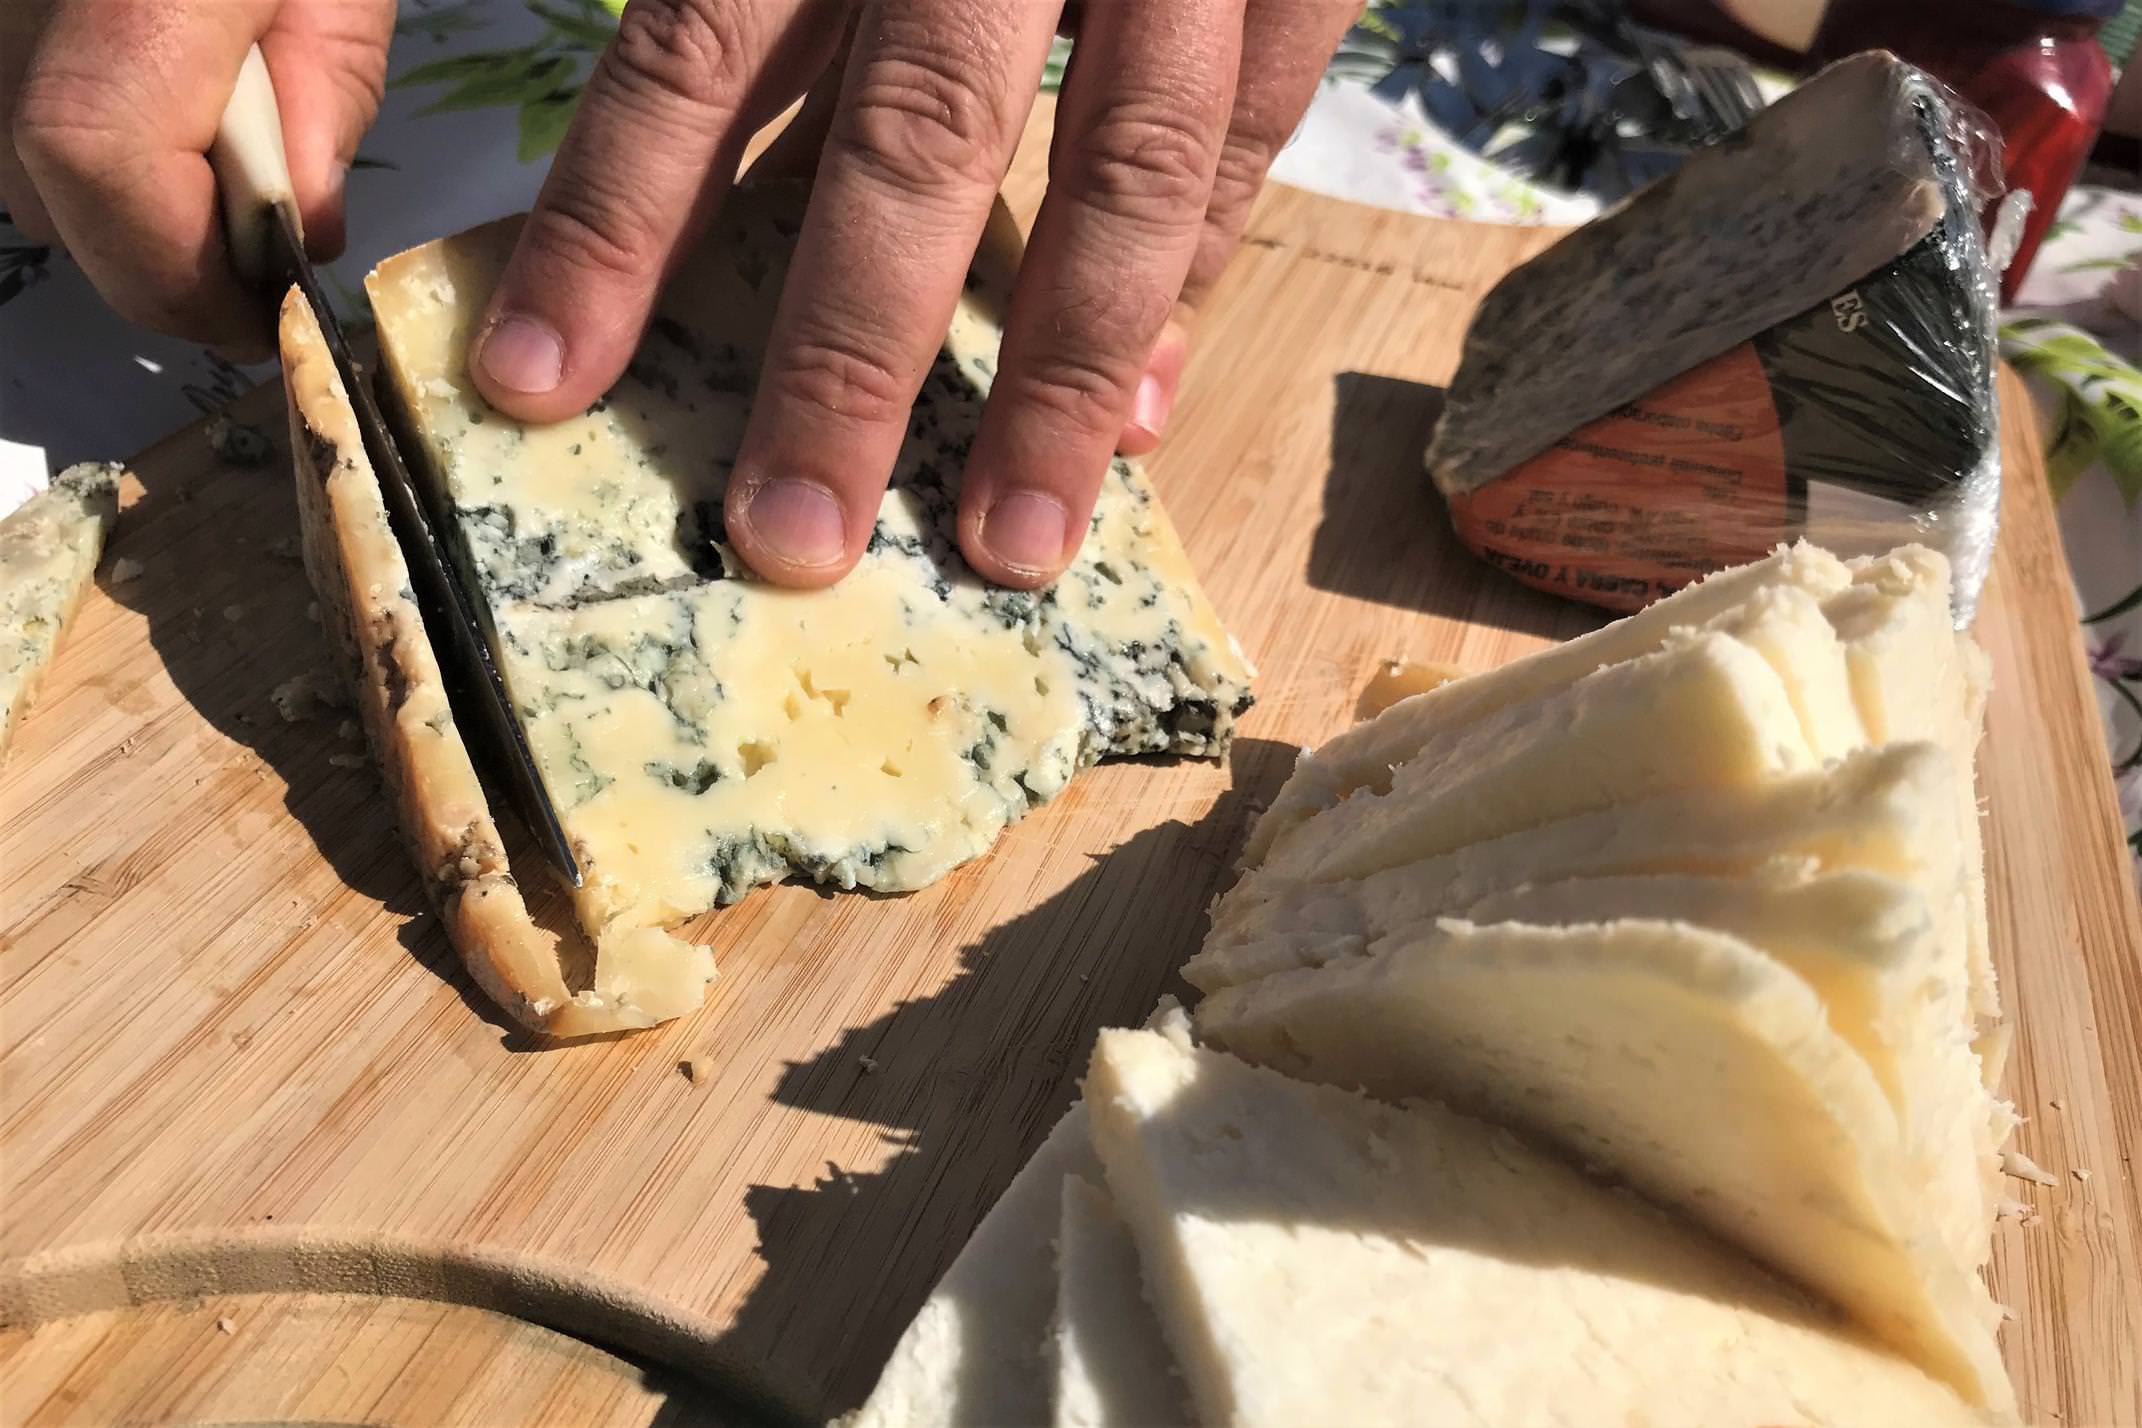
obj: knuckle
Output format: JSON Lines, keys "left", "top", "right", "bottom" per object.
{"left": 1003, "top": 347, "right": 1133, "bottom": 439}
{"left": 1212, "top": 126, "right": 1279, "bottom": 204}
{"left": 524, "top": 185, "right": 663, "bottom": 286}
{"left": 1065, "top": 103, "right": 1217, "bottom": 229}
{"left": 606, "top": 0, "right": 749, "bottom": 110}
{"left": 11, "top": 72, "right": 118, "bottom": 177}
{"left": 767, "top": 331, "right": 913, "bottom": 429}
{"left": 835, "top": 43, "right": 1008, "bottom": 195}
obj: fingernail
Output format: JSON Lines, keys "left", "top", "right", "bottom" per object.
{"left": 743, "top": 479, "right": 847, "bottom": 568}
{"left": 981, "top": 490, "right": 1068, "bottom": 577}
{"left": 478, "top": 314, "right": 564, "bottom": 395}
{"left": 1123, "top": 369, "right": 1174, "bottom": 451}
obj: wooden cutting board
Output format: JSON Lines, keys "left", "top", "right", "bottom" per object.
{"left": 4, "top": 105, "right": 2139, "bottom": 1425}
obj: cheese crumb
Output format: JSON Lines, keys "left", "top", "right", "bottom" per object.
{"left": 2002, "top": 1148, "right": 2060, "bottom": 1186}
{"left": 222, "top": 604, "right": 245, "bottom": 622}
{"left": 2072, "top": 1167, "right": 2092, "bottom": 1183}
{"left": 679, "top": 1056, "right": 711, "bottom": 1085}
{"left": 109, "top": 556, "right": 145, "bottom": 585}
{"left": 215, "top": 1315, "right": 236, "bottom": 1335}
{"left": 271, "top": 671, "right": 349, "bottom": 723}
{"left": 1995, "top": 1198, "right": 2032, "bottom": 1220}
{"left": 2048, "top": 1098, "right": 2064, "bottom": 1110}
{"left": 858, "top": 1055, "right": 881, "bottom": 1074}
{"left": 328, "top": 752, "right": 367, "bottom": 769}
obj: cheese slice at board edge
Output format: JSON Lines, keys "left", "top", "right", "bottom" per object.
{"left": 1189, "top": 918, "right": 2011, "bottom": 1410}
{"left": 364, "top": 186, "right": 1253, "bottom": 1005}
{"left": 1051, "top": 1174, "right": 1187, "bottom": 1428}
{"left": 0, "top": 461, "right": 119, "bottom": 763}
{"left": 1083, "top": 1027, "right": 1997, "bottom": 1427}
{"left": 1252, "top": 629, "right": 1817, "bottom": 886}
{"left": 1459, "top": 869, "right": 2001, "bottom": 1271}
{"left": 1236, "top": 540, "right": 1854, "bottom": 869}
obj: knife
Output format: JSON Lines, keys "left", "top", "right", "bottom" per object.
{"left": 213, "top": 45, "right": 583, "bottom": 888}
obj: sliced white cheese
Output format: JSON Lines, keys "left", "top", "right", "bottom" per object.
{"left": 1198, "top": 741, "right": 1965, "bottom": 991}
{"left": 368, "top": 189, "right": 1252, "bottom": 998}
{"left": 1252, "top": 631, "right": 1816, "bottom": 886}
{"left": 1052, "top": 1175, "right": 1185, "bottom": 1428}
{"left": 1706, "top": 582, "right": 1865, "bottom": 758}
{"left": 1829, "top": 548, "right": 1995, "bottom": 1020}
{"left": 1190, "top": 920, "right": 2010, "bottom": 1410}
{"left": 1084, "top": 1027, "right": 1994, "bottom": 1427}
{"left": 1462, "top": 870, "right": 1997, "bottom": 1269}
{"left": 844, "top": 1106, "right": 1095, "bottom": 1428}
{"left": 1238, "top": 542, "right": 1851, "bottom": 869}
{"left": 0, "top": 462, "right": 118, "bottom": 760}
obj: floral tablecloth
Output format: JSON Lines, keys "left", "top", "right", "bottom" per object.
{"left": 1, "top": 0, "right": 2136, "bottom": 880}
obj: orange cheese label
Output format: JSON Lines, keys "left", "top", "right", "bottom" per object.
{"left": 1447, "top": 343, "right": 1793, "bottom": 613}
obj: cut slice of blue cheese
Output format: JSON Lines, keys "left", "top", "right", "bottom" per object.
{"left": 0, "top": 462, "right": 118, "bottom": 761}
{"left": 1250, "top": 629, "right": 1817, "bottom": 887}
{"left": 280, "top": 292, "right": 690, "bottom": 1034}
{"left": 368, "top": 190, "right": 1252, "bottom": 998}
{"left": 1052, "top": 1175, "right": 1186, "bottom": 1428}
{"left": 1083, "top": 1027, "right": 1995, "bottom": 1427}
{"left": 1190, "top": 920, "right": 2012, "bottom": 1411}
{"left": 1236, "top": 541, "right": 1853, "bottom": 869}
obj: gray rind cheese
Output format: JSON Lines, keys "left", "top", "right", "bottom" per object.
{"left": 365, "top": 187, "right": 1252, "bottom": 1006}
{"left": 1426, "top": 51, "right": 1953, "bottom": 494}
{"left": 0, "top": 462, "right": 119, "bottom": 761}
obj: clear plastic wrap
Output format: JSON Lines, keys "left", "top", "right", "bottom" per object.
{"left": 1433, "top": 57, "right": 2015, "bottom": 622}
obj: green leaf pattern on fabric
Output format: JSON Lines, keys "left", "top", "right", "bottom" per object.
{"left": 2004, "top": 318, "right": 2142, "bottom": 509}
{"left": 390, "top": 0, "right": 622, "bottom": 160}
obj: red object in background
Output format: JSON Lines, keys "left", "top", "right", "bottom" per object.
{"left": 1811, "top": 0, "right": 2118, "bottom": 302}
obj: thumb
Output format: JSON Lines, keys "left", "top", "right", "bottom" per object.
{"left": 260, "top": 0, "right": 394, "bottom": 261}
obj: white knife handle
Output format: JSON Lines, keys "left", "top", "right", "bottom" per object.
{"left": 211, "top": 43, "right": 302, "bottom": 287}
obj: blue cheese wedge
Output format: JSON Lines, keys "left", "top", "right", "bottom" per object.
{"left": 366, "top": 190, "right": 1252, "bottom": 1012}
{"left": 1237, "top": 542, "right": 1852, "bottom": 869}
{"left": 1190, "top": 920, "right": 2011, "bottom": 1411}
{"left": 1084, "top": 1027, "right": 1995, "bottom": 1426}
{"left": 1052, "top": 1175, "right": 1185, "bottom": 1428}
{"left": 0, "top": 462, "right": 118, "bottom": 761}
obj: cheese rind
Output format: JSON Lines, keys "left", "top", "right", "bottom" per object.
{"left": 1085, "top": 1027, "right": 1992, "bottom": 1428}
{"left": 1252, "top": 631, "right": 1816, "bottom": 885}
{"left": 1190, "top": 920, "right": 2011, "bottom": 1410}
{"left": 1051, "top": 1175, "right": 1185, "bottom": 1428}
{"left": 0, "top": 462, "right": 118, "bottom": 760}
{"left": 1236, "top": 542, "right": 1852, "bottom": 868}
{"left": 367, "top": 189, "right": 1251, "bottom": 985}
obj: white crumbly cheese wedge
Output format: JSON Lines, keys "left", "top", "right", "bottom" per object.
{"left": 844, "top": 1106, "right": 1096, "bottom": 1428}
{"left": 1191, "top": 921, "right": 2011, "bottom": 1410}
{"left": 1827, "top": 548, "right": 1996, "bottom": 1020}
{"left": 1236, "top": 542, "right": 1852, "bottom": 868}
{"left": 1460, "top": 870, "right": 1997, "bottom": 1269}
{"left": 1252, "top": 631, "right": 1817, "bottom": 886}
{"left": 1083, "top": 1028, "right": 1995, "bottom": 1427}
{"left": 0, "top": 462, "right": 118, "bottom": 761}
{"left": 1199, "top": 741, "right": 1968, "bottom": 989}
{"left": 1052, "top": 1175, "right": 1185, "bottom": 1428}
{"left": 280, "top": 293, "right": 704, "bottom": 1034}
{"left": 367, "top": 189, "right": 1252, "bottom": 997}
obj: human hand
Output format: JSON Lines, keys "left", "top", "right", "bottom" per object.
{"left": 469, "top": 0, "right": 1359, "bottom": 589}
{"left": 1, "top": 0, "right": 395, "bottom": 357}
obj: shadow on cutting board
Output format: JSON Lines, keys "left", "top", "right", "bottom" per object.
{"left": 1312, "top": 371, "right": 1574, "bottom": 643}
{"left": 716, "top": 736, "right": 1297, "bottom": 1419}
{"left": 99, "top": 380, "right": 521, "bottom": 1040}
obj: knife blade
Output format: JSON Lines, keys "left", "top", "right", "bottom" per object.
{"left": 213, "top": 45, "right": 582, "bottom": 888}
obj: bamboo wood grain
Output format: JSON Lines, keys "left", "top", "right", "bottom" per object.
{"left": 3, "top": 102, "right": 2138, "bottom": 1423}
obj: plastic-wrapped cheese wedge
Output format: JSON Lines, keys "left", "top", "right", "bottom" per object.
{"left": 1191, "top": 921, "right": 2011, "bottom": 1411}
{"left": 1084, "top": 1027, "right": 1996, "bottom": 1427}
{"left": 1052, "top": 1175, "right": 1185, "bottom": 1428}
{"left": 1252, "top": 631, "right": 1817, "bottom": 886}
{"left": 1197, "top": 742, "right": 1967, "bottom": 985}
{"left": 1827, "top": 549, "right": 1996, "bottom": 1020}
{"left": 1238, "top": 543, "right": 1853, "bottom": 868}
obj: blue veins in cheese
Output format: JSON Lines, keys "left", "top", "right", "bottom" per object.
{"left": 1190, "top": 921, "right": 2013, "bottom": 1413}
{"left": 0, "top": 462, "right": 118, "bottom": 760}
{"left": 366, "top": 189, "right": 1252, "bottom": 1015}
{"left": 1084, "top": 1027, "right": 1991, "bottom": 1427}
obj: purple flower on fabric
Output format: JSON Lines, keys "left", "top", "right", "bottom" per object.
{"left": 2089, "top": 629, "right": 2142, "bottom": 681}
